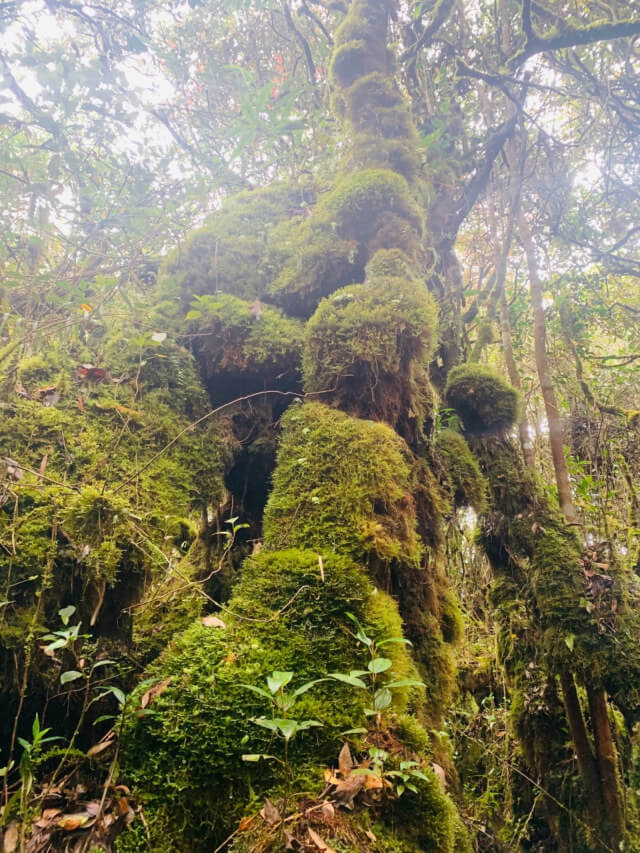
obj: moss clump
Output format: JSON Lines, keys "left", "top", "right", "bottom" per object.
{"left": 444, "top": 364, "right": 521, "bottom": 436}
{"left": 185, "top": 292, "right": 304, "bottom": 401}
{"left": 435, "top": 428, "right": 487, "bottom": 512}
{"left": 262, "top": 402, "right": 422, "bottom": 568}
{"left": 315, "top": 169, "right": 424, "bottom": 242}
{"left": 158, "top": 183, "right": 310, "bottom": 306}
{"left": 120, "top": 548, "right": 418, "bottom": 851}
{"left": 268, "top": 228, "right": 362, "bottom": 318}
{"left": 302, "top": 275, "right": 436, "bottom": 432}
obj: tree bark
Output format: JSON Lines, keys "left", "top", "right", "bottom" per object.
{"left": 518, "top": 206, "right": 578, "bottom": 524}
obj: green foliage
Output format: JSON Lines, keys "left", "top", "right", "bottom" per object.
{"left": 444, "top": 364, "right": 521, "bottom": 436}
{"left": 262, "top": 402, "right": 422, "bottom": 567}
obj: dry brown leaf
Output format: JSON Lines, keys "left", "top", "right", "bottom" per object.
{"left": 42, "top": 808, "right": 62, "bottom": 821}
{"left": 260, "top": 797, "right": 281, "bottom": 826}
{"left": 57, "top": 814, "right": 90, "bottom": 831}
{"left": 331, "top": 774, "right": 365, "bottom": 807}
{"left": 364, "top": 773, "right": 383, "bottom": 790}
{"left": 308, "top": 827, "right": 336, "bottom": 852}
{"left": 140, "top": 677, "right": 172, "bottom": 709}
{"left": 238, "top": 816, "right": 253, "bottom": 832}
{"left": 432, "top": 762, "right": 447, "bottom": 789}
{"left": 338, "top": 742, "right": 353, "bottom": 776}
{"left": 86, "top": 735, "right": 115, "bottom": 758}
{"left": 116, "top": 798, "right": 130, "bottom": 816}
{"left": 320, "top": 802, "right": 335, "bottom": 821}
{"left": 3, "top": 823, "right": 19, "bottom": 852}
{"left": 201, "top": 615, "right": 226, "bottom": 629}
{"left": 365, "top": 829, "right": 377, "bottom": 842}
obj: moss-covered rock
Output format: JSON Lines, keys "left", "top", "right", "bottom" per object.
{"left": 444, "top": 364, "right": 521, "bottom": 436}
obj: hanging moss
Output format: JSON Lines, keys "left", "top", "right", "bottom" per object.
{"left": 119, "top": 548, "right": 420, "bottom": 851}
{"left": 262, "top": 402, "right": 422, "bottom": 568}
{"left": 158, "top": 183, "right": 310, "bottom": 306}
{"left": 185, "top": 291, "right": 304, "bottom": 402}
{"left": 434, "top": 428, "right": 487, "bottom": 513}
{"left": 444, "top": 364, "right": 521, "bottom": 436}
{"left": 302, "top": 274, "right": 436, "bottom": 433}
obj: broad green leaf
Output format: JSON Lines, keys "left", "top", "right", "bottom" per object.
{"left": 266, "top": 671, "right": 293, "bottom": 694}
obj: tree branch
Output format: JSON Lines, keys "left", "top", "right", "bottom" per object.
{"left": 400, "top": 0, "right": 456, "bottom": 63}
{"left": 509, "top": 16, "right": 640, "bottom": 69}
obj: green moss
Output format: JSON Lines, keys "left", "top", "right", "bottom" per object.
{"left": 17, "top": 352, "right": 63, "bottom": 389}
{"left": 444, "top": 364, "right": 521, "bottom": 436}
{"left": 268, "top": 228, "right": 361, "bottom": 317}
{"left": 330, "top": 39, "right": 370, "bottom": 87}
{"left": 315, "top": 169, "right": 424, "bottom": 241}
{"left": 262, "top": 402, "right": 422, "bottom": 568}
{"left": 185, "top": 291, "right": 304, "bottom": 398}
{"left": 302, "top": 276, "right": 436, "bottom": 430}
{"left": 435, "top": 428, "right": 487, "bottom": 512}
{"left": 0, "top": 309, "right": 234, "bottom": 705}
{"left": 120, "top": 548, "right": 421, "bottom": 850}
{"left": 365, "top": 248, "right": 415, "bottom": 279}
{"left": 158, "top": 183, "right": 309, "bottom": 305}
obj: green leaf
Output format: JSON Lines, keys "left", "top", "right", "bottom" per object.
{"left": 374, "top": 688, "right": 392, "bottom": 710}
{"left": 293, "top": 678, "right": 326, "bottom": 696}
{"left": 385, "top": 679, "right": 424, "bottom": 689}
{"left": 346, "top": 612, "right": 371, "bottom": 646}
{"left": 328, "top": 672, "right": 368, "bottom": 688}
{"left": 266, "top": 671, "right": 293, "bottom": 694}
{"left": 564, "top": 633, "right": 576, "bottom": 652}
{"left": 60, "top": 670, "right": 83, "bottom": 685}
{"left": 377, "top": 637, "right": 412, "bottom": 648}
{"left": 242, "top": 683, "right": 273, "bottom": 700}
{"left": 367, "top": 657, "right": 392, "bottom": 674}
{"left": 59, "top": 605, "right": 76, "bottom": 626}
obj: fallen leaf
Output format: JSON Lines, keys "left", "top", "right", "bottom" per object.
{"left": 308, "top": 828, "right": 336, "bottom": 853}
{"left": 365, "top": 829, "right": 377, "bottom": 842}
{"left": 42, "top": 808, "right": 62, "bottom": 821}
{"left": 77, "top": 365, "right": 109, "bottom": 382}
{"left": 77, "top": 394, "right": 85, "bottom": 412}
{"left": 86, "top": 736, "right": 115, "bottom": 758}
{"left": 320, "top": 802, "right": 334, "bottom": 821}
{"left": 364, "top": 773, "right": 383, "bottom": 790}
{"left": 432, "top": 762, "right": 447, "bottom": 789}
{"left": 238, "top": 816, "right": 253, "bottom": 831}
{"left": 116, "top": 797, "right": 130, "bottom": 816}
{"left": 57, "top": 814, "right": 90, "bottom": 831}
{"left": 140, "top": 677, "right": 173, "bottom": 709}
{"left": 260, "top": 797, "right": 281, "bottom": 826}
{"left": 331, "top": 774, "right": 365, "bottom": 807}
{"left": 338, "top": 742, "right": 353, "bottom": 776}
{"left": 151, "top": 331, "right": 167, "bottom": 343}
{"left": 201, "top": 615, "right": 226, "bottom": 629}
{"left": 3, "top": 823, "right": 18, "bottom": 852}
{"left": 38, "top": 454, "right": 48, "bottom": 478}
{"left": 5, "top": 459, "right": 23, "bottom": 481}
{"left": 323, "top": 768, "right": 341, "bottom": 786}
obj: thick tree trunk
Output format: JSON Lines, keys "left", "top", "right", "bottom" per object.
{"left": 588, "top": 684, "right": 623, "bottom": 849}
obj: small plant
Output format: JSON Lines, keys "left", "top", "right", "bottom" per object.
{"left": 328, "top": 613, "right": 423, "bottom": 729}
